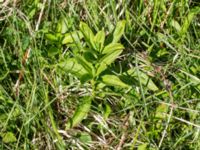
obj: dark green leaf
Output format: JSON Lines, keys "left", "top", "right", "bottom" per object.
{"left": 83, "top": 52, "right": 97, "bottom": 63}
{"left": 48, "top": 46, "right": 60, "bottom": 56}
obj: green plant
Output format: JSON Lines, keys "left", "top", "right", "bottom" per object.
{"left": 56, "top": 20, "right": 129, "bottom": 129}
{"left": 54, "top": 20, "right": 158, "bottom": 129}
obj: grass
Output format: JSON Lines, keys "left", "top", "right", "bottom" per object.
{"left": 0, "top": 0, "right": 200, "bottom": 149}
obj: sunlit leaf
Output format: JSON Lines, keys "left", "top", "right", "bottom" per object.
{"left": 101, "top": 74, "right": 130, "bottom": 88}
{"left": 155, "top": 104, "right": 168, "bottom": 119}
{"left": 170, "top": 19, "right": 181, "bottom": 31}
{"left": 2, "top": 132, "right": 17, "bottom": 143}
{"left": 79, "top": 22, "right": 95, "bottom": 49}
{"left": 57, "top": 58, "right": 88, "bottom": 77}
{"left": 126, "top": 68, "right": 158, "bottom": 91}
{"left": 102, "top": 43, "right": 124, "bottom": 54}
{"left": 179, "top": 7, "right": 200, "bottom": 38}
{"left": 112, "top": 20, "right": 126, "bottom": 43}
{"left": 79, "top": 132, "right": 92, "bottom": 144}
{"left": 94, "top": 30, "right": 105, "bottom": 51}
{"left": 103, "top": 103, "right": 112, "bottom": 119}
{"left": 45, "top": 33, "right": 60, "bottom": 42}
{"left": 66, "top": 96, "right": 92, "bottom": 129}
{"left": 62, "top": 31, "right": 83, "bottom": 44}
{"left": 57, "top": 17, "right": 68, "bottom": 34}
{"left": 138, "top": 143, "right": 148, "bottom": 150}
{"left": 96, "top": 50, "right": 122, "bottom": 76}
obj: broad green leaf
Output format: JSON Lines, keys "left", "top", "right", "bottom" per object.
{"left": 83, "top": 52, "right": 97, "bottom": 63}
{"left": 57, "top": 58, "right": 88, "bottom": 77}
{"left": 126, "top": 68, "right": 158, "bottom": 91}
{"left": 96, "top": 50, "right": 122, "bottom": 76}
{"left": 76, "top": 55, "right": 95, "bottom": 77}
{"left": 79, "top": 22, "right": 95, "bottom": 49}
{"left": 62, "top": 31, "right": 83, "bottom": 44}
{"left": 101, "top": 75, "right": 130, "bottom": 88}
{"left": 112, "top": 20, "right": 126, "bottom": 43}
{"left": 82, "top": 47, "right": 99, "bottom": 57}
{"left": 170, "top": 19, "right": 181, "bottom": 31}
{"left": 66, "top": 96, "right": 92, "bottom": 129}
{"left": 60, "top": 18, "right": 68, "bottom": 34}
{"left": 138, "top": 143, "right": 148, "bottom": 150}
{"left": 79, "top": 132, "right": 92, "bottom": 144}
{"left": 155, "top": 104, "right": 168, "bottom": 119}
{"left": 79, "top": 22, "right": 94, "bottom": 38}
{"left": 102, "top": 43, "right": 124, "bottom": 54}
{"left": 103, "top": 103, "right": 112, "bottom": 119}
{"left": 96, "top": 82, "right": 106, "bottom": 90}
{"left": 2, "top": 132, "right": 17, "bottom": 143}
{"left": 45, "top": 33, "right": 59, "bottom": 42}
{"left": 57, "top": 17, "right": 68, "bottom": 33}
{"left": 48, "top": 46, "right": 60, "bottom": 56}
{"left": 94, "top": 30, "right": 105, "bottom": 51}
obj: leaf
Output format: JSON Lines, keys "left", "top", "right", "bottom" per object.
{"left": 45, "top": 33, "right": 59, "bottom": 42}
{"left": 57, "top": 17, "right": 68, "bottom": 34}
{"left": 156, "top": 48, "right": 169, "bottom": 57}
{"left": 48, "top": 46, "right": 60, "bottom": 56}
{"left": 79, "top": 22, "right": 94, "bottom": 39}
{"left": 180, "top": 69, "right": 200, "bottom": 85}
{"left": 126, "top": 68, "right": 158, "bottom": 91}
{"left": 83, "top": 52, "right": 97, "bottom": 63}
{"left": 101, "top": 75, "right": 130, "bottom": 88}
{"left": 62, "top": 31, "right": 83, "bottom": 44}
{"left": 79, "top": 132, "right": 92, "bottom": 144}
{"left": 103, "top": 103, "right": 112, "bottom": 119}
{"left": 57, "top": 58, "right": 88, "bottom": 78}
{"left": 60, "top": 18, "right": 68, "bottom": 34}
{"left": 179, "top": 7, "right": 200, "bottom": 38}
{"left": 170, "top": 19, "right": 181, "bottom": 31}
{"left": 102, "top": 43, "right": 124, "bottom": 54}
{"left": 79, "top": 22, "right": 95, "bottom": 49}
{"left": 94, "top": 30, "right": 105, "bottom": 51}
{"left": 137, "top": 143, "right": 148, "bottom": 150}
{"left": 112, "top": 20, "right": 126, "bottom": 43}
{"left": 155, "top": 104, "right": 168, "bottom": 119}
{"left": 96, "top": 50, "right": 122, "bottom": 76}
{"left": 66, "top": 96, "right": 92, "bottom": 129}
{"left": 2, "top": 132, "right": 17, "bottom": 143}
{"left": 76, "top": 55, "right": 95, "bottom": 77}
